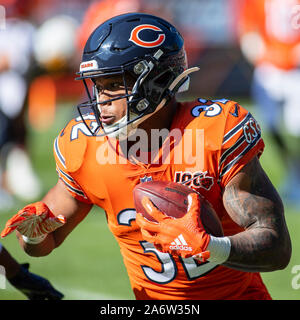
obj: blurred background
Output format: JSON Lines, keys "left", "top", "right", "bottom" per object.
{"left": 0, "top": 0, "right": 299, "bottom": 300}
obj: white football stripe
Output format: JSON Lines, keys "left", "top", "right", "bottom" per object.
{"left": 178, "top": 234, "right": 188, "bottom": 245}
{"left": 175, "top": 238, "right": 181, "bottom": 245}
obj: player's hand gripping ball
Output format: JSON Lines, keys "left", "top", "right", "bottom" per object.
{"left": 134, "top": 181, "right": 223, "bottom": 261}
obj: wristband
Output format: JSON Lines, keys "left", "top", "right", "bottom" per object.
{"left": 206, "top": 236, "right": 231, "bottom": 264}
{"left": 22, "top": 234, "right": 47, "bottom": 244}
{"left": 0, "top": 242, "right": 2, "bottom": 254}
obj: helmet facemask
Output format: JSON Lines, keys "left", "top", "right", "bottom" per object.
{"left": 76, "top": 47, "right": 198, "bottom": 140}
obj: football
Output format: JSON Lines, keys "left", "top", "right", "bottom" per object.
{"left": 133, "top": 181, "right": 224, "bottom": 237}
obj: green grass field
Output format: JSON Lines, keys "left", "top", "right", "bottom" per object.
{"left": 0, "top": 101, "right": 299, "bottom": 300}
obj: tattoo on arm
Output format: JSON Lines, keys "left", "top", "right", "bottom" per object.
{"left": 222, "top": 156, "right": 291, "bottom": 272}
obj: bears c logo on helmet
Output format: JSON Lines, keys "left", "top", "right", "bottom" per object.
{"left": 129, "top": 24, "right": 166, "bottom": 48}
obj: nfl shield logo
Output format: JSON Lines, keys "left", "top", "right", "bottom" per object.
{"left": 140, "top": 176, "right": 152, "bottom": 183}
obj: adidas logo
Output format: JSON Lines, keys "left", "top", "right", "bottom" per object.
{"left": 169, "top": 234, "right": 192, "bottom": 252}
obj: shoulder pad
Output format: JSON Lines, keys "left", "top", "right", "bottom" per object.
{"left": 58, "top": 117, "right": 91, "bottom": 173}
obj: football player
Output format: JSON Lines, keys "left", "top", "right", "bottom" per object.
{"left": 1, "top": 13, "right": 291, "bottom": 300}
{"left": 0, "top": 242, "right": 63, "bottom": 299}
{"left": 238, "top": 0, "right": 300, "bottom": 206}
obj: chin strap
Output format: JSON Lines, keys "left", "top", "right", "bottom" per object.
{"left": 169, "top": 66, "right": 200, "bottom": 92}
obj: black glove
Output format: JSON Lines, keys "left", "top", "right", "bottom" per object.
{"left": 8, "top": 263, "right": 64, "bottom": 300}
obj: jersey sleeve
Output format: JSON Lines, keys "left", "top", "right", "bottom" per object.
{"left": 53, "top": 129, "right": 92, "bottom": 204}
{"left": 218, "top": 102, "right": 265, "bottom": 187}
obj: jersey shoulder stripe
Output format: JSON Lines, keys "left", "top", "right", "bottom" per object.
{"left": 222, "top": 112, "right": 253, "bottom": 145}
{"left": 54, "top": 136, "right": 66, "bottom": 169}
{"left": 54, "top": 131, "right": 91, "bottom": 203}
{"left": 216, "top": 102, "right": 264, "bottom": 186}
{"left": 58, "top": 176, "right": 88, "bottom": 199}
{"left": 219, "top": 131, "right": 262, "bottom": 180}
{"left": 219, "top": 134, "right": 245, "bottom": 168}
{"left": 56, "top": 165, "right": 75, "bottom": 183}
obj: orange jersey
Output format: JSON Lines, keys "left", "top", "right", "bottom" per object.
{"left": 239, "top": 0, "right": 300, "bottom": 70}
{"left": 53, "top": 98, "right": 270, "bottom": 300}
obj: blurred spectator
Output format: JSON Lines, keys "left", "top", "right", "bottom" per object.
{"left": 0, "top": 0, "right": 41, "bottom": 208}
{"left": 28, "top": 0, "right": 93, "bottom": 25}
{"left": 238, "top": 0, "right": 300, "bottom": 207}
{"left": 29, "top": 14, "right": 79, "bottom": 131}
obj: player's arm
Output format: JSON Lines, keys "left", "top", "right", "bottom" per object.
{"left": 15, "top": 179, "right": 93, "bottom": 257}
{"left": 222, "top": 156, "right": 292, "bottom": 272}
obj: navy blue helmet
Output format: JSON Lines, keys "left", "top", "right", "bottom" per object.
{"left": 76, "top": 12, "right": 197, "bottom": 138}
